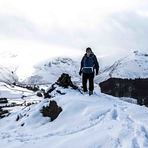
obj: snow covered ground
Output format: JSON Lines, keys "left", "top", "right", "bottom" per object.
{"left": 0, "top": 84, "right": 148, "bottom": 148}
{"left": 0, "top": 49, "right": 148, "bottom": 148}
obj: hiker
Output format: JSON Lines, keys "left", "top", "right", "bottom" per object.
{"left": 79, "top": 47, "right": 99, "bottom": 95}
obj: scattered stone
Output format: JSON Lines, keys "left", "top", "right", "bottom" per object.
{"left": 47, "top": 84, "right": 56, "bottom": 93}
{"left": 21, "top": 123, "right": 25, "bottom": 126}
{"left": 16, "top": 114, "right": 22, "bottom": 121}
{"left": 36, "top": 91, "right": 43, "bottom": 97}
{"left": 44, "top": 92, "right": 52, "bottom": 99}
{"left": 0, "top": 98, "right": 8, "bottom": 104}
{"left": 14, "top": 83, "right": 40, "bottom": 92}
{"left": 26, "top": 85, "right": 40, "bottom": 92}
{"left": 0, "top": 108, "right": 9, "bottom": 118}
{"left": 56, "top": 90, "right": 66, "bottom": 95}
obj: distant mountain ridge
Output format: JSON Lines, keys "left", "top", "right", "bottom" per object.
{"left": 97, "top": 50, "right": 148, "bottom": 83}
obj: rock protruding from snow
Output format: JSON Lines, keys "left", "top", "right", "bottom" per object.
{"left": 56, "top": 73, "right": 78, "bottom": 89}
{"left": 0, "top": 108, "right": 9, "bottom": 118}
{"left": 0, "top": 98, "right": 8, "bottom": 104}
{"left": 14, "top": 83, "right": 40, "bottom": 92}
{"left": 40, "top": 100, "right": 62, "bottom": 121}
{"left": 99, "top": 78, "right": 148, "bottom": 106}
{"left": 43, "top": 73, "right": 81, "bottom": 98}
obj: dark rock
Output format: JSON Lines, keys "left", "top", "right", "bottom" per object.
{"left": 41, "top": 88, "right": 45, "bottom": 93}
{"left": 47, "top": 84, "right": 56, "bottom": 93}
{"left": 36, "top": 92, "right": 43, "bottom": 97}
{"left": 44, "top": 92, "right": 52, "bottom": 99}
{"left": 40, "top": 100, "right": 62, "bottom": 121}
{"left": 0, "top": 98, "right": 8, "bottom": 104}
{"left": 21, "top": 95, "right": 27, "bottom": 99}
{"left": 99, "top": 78, "right": 148, "bottom": 106}
{"left": 56, "top": 73, "right": 78, "bottom": 89}
{"left": 14, "top": 83, "right": 40, "bottom": 92}
{"left": 56, "top": 90, "right": 66, "bottom": 95}
{"left": 144, "top": 99, "right": 148, "bottom": 107}
{"left": 16, "top": 115, "right": 20, "bottom": 121}
{"left": 26, "top": 85, "right": 39, "bottom": 92}
{"left": 21, "top": 123, "right": 25, "bottom": 126}
{"left": 0, "top": 108, "right": 9, "bottom": 118}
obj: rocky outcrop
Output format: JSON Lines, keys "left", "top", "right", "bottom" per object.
{"left": 14, "top": 83, "right": 40, "bottom": 92}
{"left": 56, "top": 73, "right": 78, "bottom": 89}
{"left": 0, "top": 98, "right": 8, "bottom": 104}
{"left": 43, "top": 73, "right": 79, "bottom": 98}
{"left": 40, "top": 100, "right": 62, "bottom": 121}
{"left": 0, "top": 108, "right": 9, "bottom": 118}
{"left": 99, "top": 78, "right": 148, "bottom": 106}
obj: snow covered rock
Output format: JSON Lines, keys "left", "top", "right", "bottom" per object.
{"left": 40, "top": 100, "right": 62, "bottom": 121}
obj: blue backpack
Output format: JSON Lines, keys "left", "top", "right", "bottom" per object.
{"left": 82, "top": 54, "right": 95, "bottom": 73}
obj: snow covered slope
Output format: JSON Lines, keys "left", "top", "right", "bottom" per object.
{"left": 97, "top": 50, "right": 148, "bottom": 83}
{"left": 0, "top": 85, "right": 148, "bottom": 148}
{"left": 25, "top": 57, "right": 80, "bottom": 84}
{"left": 0, "top": 46, "right": 82, "bottom": 84}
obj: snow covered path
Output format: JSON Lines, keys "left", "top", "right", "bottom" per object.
{"left": 0, "top": 86, "right": 148, "bottom": 148}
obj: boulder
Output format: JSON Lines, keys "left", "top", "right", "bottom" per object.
{"left": 0, "top": 98, "right": 8, "bottom": 104}
{"left": 56, "top": 73, "right": 78, "bottom": 89}
{"left": 40, "top": 100, "right": 62, "bottom": 121}
{"left": 36, "top": 92, "right": 43, "bottom": 97}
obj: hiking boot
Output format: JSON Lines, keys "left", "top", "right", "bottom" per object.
{"left": 89, "top": 91, "right": 93, "bottom": 96}
{"left": 83, "top": 91, "right": 88, "bottom": 95}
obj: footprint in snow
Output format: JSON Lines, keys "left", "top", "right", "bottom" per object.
{"left": 132, "top": 138, "right": 140, "bottom": 148}
{"left": 111, "top": 109, "right": 118, "bottom": 120}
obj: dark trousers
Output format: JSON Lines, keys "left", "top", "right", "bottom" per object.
{"left": 82, "top": 73, "right": 94, "bottom": 92}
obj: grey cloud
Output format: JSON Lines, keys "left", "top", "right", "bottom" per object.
{"left": 0, "top": 15, "right": 38, "bottom": 39}
{"left": 0, "top": 11, "right": 148, "bottom": 55}
{"left": 41, "top": 11, "right": 148, "bottom": 54}
{"left": 101, "top": 12, "right": 148, "bottom": 52}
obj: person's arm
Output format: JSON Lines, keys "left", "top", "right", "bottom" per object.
{"left": 94, "top": 55, "right": 99, "bottom": 75}
{"left": 79, "top": 56, "right": 84, "bottom": 75}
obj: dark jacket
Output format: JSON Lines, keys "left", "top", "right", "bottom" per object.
{"left": 80, "top": 53, "right": 99, "bottom": 74}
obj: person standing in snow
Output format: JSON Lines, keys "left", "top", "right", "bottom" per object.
{"left": 79, "top": 47, "right": 99, "bottom": 95}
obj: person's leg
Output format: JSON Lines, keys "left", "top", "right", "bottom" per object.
{"left": 82, "top": 73, "right": 88, "bottom": 92}
{"left": 89, "top": 73, "right": 94, "bottom": 94}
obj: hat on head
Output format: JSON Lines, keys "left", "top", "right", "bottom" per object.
{"left": 86, "top": 47, "right": 92, "bottom": 52}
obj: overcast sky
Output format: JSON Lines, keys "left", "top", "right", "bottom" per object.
{"left": 0, "top": 0, "right": 148, "bottom": 57}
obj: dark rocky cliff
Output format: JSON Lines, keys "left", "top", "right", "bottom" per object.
{"left": 99, "top": 78, "right": 148, "bottom": 106}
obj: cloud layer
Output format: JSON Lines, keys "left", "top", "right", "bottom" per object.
{"left": 0, "top": 0, "right": 148, "bottom": 56}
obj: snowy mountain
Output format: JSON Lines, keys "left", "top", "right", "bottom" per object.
{"left": 25, "top": 57, "right": 80, "bottom": 85}
{"left": 23, "top": 50, "right": 148, "bottom": 86}
{"left": 0, "top": 50, "right": 148, "bottom": 148}
{"left": 97, "top": 50, "right": 148, "bottom": 83}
